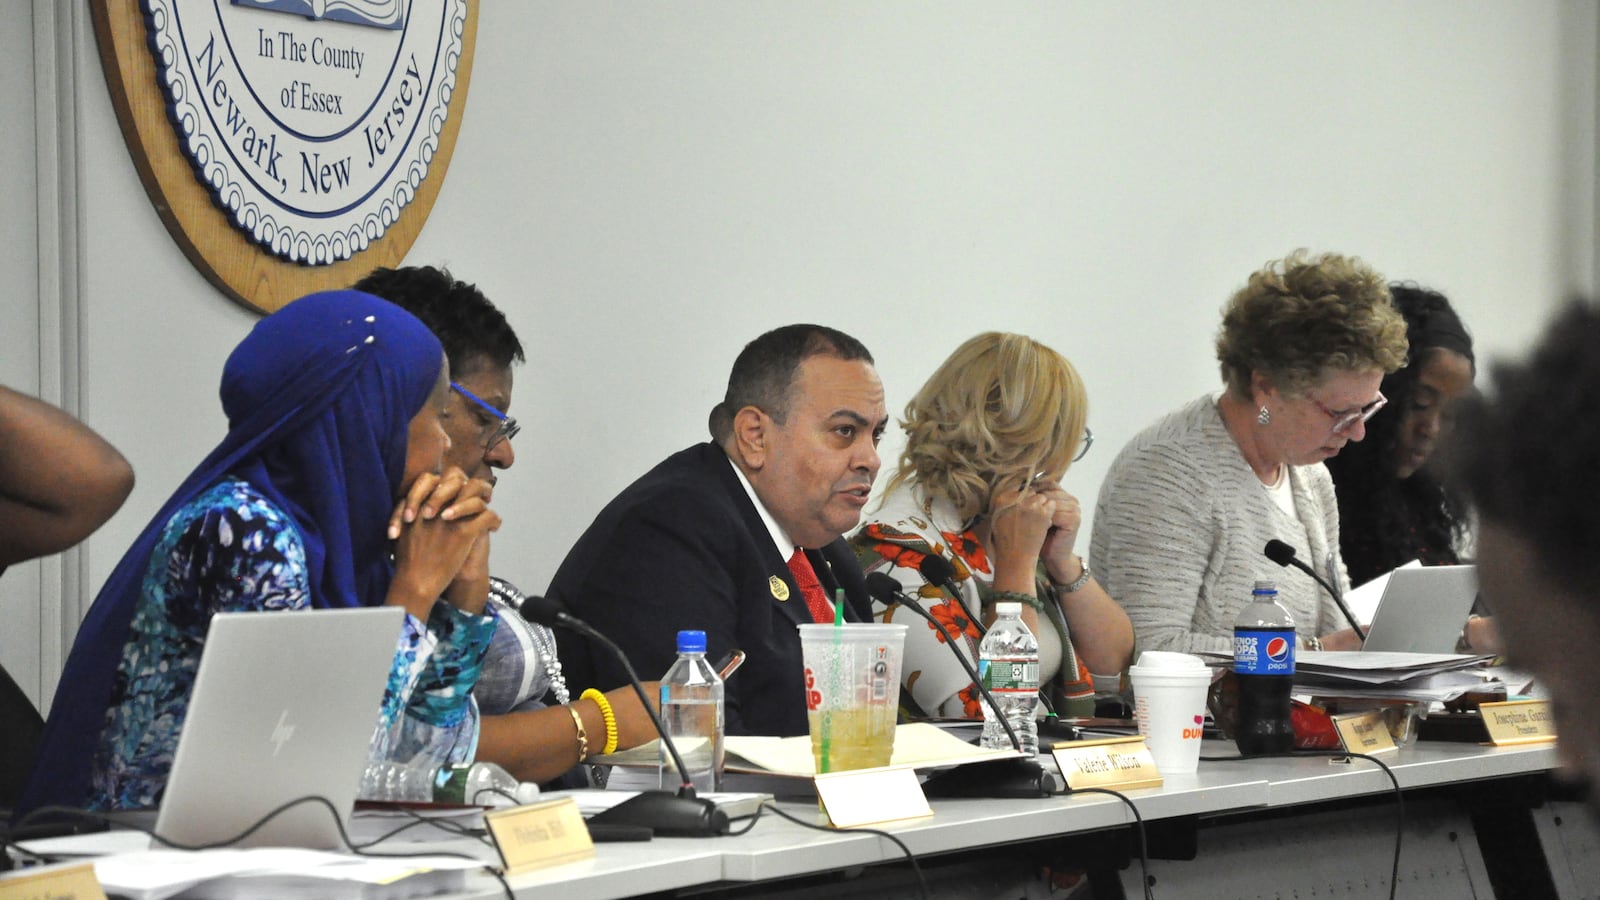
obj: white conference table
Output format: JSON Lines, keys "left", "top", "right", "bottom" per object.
{"left": 423, "top": 739, "right": 1558, "bottom": 899}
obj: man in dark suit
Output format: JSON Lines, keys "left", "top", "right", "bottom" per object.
{"left": 552, "top": 325, "right": 888, "bottom": 736}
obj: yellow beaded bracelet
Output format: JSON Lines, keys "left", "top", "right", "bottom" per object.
{"left": 566, "top": 704, "right": 589, "bottom": 762}
{"left": 583, "top": 688, "right": 620, "bottom": 755}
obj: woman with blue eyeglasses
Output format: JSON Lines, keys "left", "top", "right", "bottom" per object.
{"left": 852, "top": 332, "right": 1134, "bottom": 720}
{"left": 1091, "top": 251, "right": 1409, "bottom": 656}
{"left": 352, "top": 264, "right": 660, "bottom": 789}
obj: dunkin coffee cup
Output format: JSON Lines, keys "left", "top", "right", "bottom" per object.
{"left": 1129, "top": 650, "right": 1212, "bottom": 774}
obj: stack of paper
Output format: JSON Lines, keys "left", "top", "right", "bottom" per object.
{"left": 588, "top": 722, "right": 1018, "bottom": 778}
{"left": 1197, "top": 649, "right": 1503, "bottom": 702}
{"left": 1292, "top": 650, "right": 1503, "bottom": 702}
{"left": 1344, "top": 560, "right": 1421, "bottom": 623}
{"left": 97, "top": 849, "right": 483, "bottom": 900}
{"left": 545, "top": 789, "right": 773, "bottom": 820}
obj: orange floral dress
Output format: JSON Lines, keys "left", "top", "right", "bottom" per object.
{"left": 851, "top": 487, "right": 1097, "bottom": 719}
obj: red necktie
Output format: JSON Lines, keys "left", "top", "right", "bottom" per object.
{"left": 787, "top": 549, "right": 835, "bottom": 624}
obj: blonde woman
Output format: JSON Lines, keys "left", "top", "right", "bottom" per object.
{"left": 852, "top": 332, "right": 1134, "bottom": 719}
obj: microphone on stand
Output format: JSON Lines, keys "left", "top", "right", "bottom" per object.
{"left": 866, "top": 574, "right": 1020, "bottom": 752}
{"left": 865, "top": 574, "right": 1054, "bottom": 799}
{"left": 918, "top": 552, "right": 1060, "bottom": 720}
{"left": 520, "top": 595, "right": 729, "bottom": 837}
{"left": 917, "top": 554, "right": 987, "bottom": 638}
{"left": 1262, "top": 539, "right": 1366, "bottom": 641}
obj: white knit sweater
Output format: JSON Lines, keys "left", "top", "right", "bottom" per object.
{"left": 1089, "top": 395, "right": 1349, "bottom": 655}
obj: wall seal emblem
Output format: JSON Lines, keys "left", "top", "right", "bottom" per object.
{"left": 93, "top": 1, "right": 478, "bottom": 312}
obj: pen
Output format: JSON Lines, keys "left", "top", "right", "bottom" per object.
{"left": 716, "top": 649, "right": 746, "bottom": 681}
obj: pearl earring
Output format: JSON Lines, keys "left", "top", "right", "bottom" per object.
{"left": 1257, "top": 406, "right": 1271, "bottom": 426}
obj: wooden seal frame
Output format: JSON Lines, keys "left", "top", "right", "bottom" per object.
{"left": 90, "top": 1, "right": 478, "bottom": 314}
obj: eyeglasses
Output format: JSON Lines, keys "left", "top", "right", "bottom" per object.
{"left": 1072, "top": 426, "right": 1094, "bottom": 463}
{"left": 1310, "top": 391, "right": 1387, "bottom": 434}
{"left": 450, "top": 382, "right": 521, "bottom": 451}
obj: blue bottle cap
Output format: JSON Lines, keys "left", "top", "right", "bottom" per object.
{"left": 677, "top": 630, "right": 707, "bottom": 653}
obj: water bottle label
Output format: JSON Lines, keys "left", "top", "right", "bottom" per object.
{"left": 980, "top": 657, "right": 1040, "bottom": 692}
{"left": 1234, "top": 630, "right": 1295, "bottom": 675}
{"left": 434, "top": 764, "right": 471, "bottom": 804}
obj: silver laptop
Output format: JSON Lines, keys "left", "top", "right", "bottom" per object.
{"left": 1359, "top": 564, "right": 1479, "bottom": 654}
{"left": 153, "top": 606, "right": 405, "bottom": 848}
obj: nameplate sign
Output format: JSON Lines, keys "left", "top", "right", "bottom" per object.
{"left": 485, "top": 797, "right": 594, "bottom": 874}
{"left": 814, "top": 765, "right": 932, "bottom": 829}
{"left": 1480, "top": 699, "right": 1558, "bottom": 746}
{"left": 1333, "top": 711, "right": 1398, "bottom": 755}
{"left": 0, "top": 862, "right": 108, "bottom": 900}
{"left": 1052, "top": 735, "right": 1163, "bottom": 791}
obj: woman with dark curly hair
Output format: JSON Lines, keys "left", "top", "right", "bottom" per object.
{"left": 852, "top": 332, "right": 1133, "bottom": 719}
{"left": 1324, "top": 284, "right": 1475, "bottom": 586}
{"left": 1091, "top": 251, "right": 1409, "bottom": 654}
{"left": 1325, "top": 284, "right": 1497, "bottom": 652}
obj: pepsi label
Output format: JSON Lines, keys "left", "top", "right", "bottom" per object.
{"left": 1234, "top": 629, "right": 1295, "bottom": 675}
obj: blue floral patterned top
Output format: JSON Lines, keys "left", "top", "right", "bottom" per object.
{"left": 88, "top": 478, "right": 497, "bottom": 810}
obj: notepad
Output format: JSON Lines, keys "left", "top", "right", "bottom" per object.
{"left": 588, "top": 722, "right": 1018, "bottom": 778}
{"left": 546, "top": 789, "right": 773, "bottom": 820}
{"left": 86, "top": 848, "right": 478, "bottom": 900}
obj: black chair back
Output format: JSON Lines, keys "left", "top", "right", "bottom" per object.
{"left": 0, "top": 662, "right": 44, "bottom": 811}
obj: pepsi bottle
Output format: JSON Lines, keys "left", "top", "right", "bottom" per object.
{"left": 1233, "top": 580, "right": 1295, "bottom": 755}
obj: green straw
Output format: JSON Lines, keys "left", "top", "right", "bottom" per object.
{"left": 820, "top": 589, "right": 845, "bottom": 773}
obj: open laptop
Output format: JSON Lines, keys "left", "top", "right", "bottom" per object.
{"left": 151, "top": 606, "right": 405, "bottom": 848}
{"left": 1358, "top": 564, "right": 1479, "bottom": 654}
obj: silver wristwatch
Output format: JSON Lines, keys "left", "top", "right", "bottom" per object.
{"left": 1057, "top": 557, "right": 1092, "bottom": 593}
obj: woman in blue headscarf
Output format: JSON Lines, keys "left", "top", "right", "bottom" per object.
{"left": 22, "top": 290, "right": 501, "bottom": 812}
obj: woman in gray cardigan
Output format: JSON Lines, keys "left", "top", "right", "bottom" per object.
{"left": 1090, "top": 251, "right": 1409, "bottom": 655}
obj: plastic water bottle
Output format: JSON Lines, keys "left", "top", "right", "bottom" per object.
{"left": 360, "top": 759, "right": 435, "bottom": 802}
{"left": 1233, "top": 580, "right": 1296, "bottom": 755}
{"left": 436, "top": 760, "right": 527, "bottom": 806}
{"left": 658, "top": 630, "right": 725, "bottom": 794}
{"left": 978, "top": 602, "right": 1040, "bottom": 754}
{"left": 360, "top": 759, "right": 530, "bottom": 806}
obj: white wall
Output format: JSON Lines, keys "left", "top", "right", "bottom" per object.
{"left": 2, "top": 5, "right": 43, "bottom": 702}
{"left": 8, "top": 2, "right": 1596, "bottom": 710}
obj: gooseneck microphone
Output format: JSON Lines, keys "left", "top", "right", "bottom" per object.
{"left": 865, "top": 573, "right": 1054, "bottom": 799}
{"left": 866, "top": 573, "right": 1020, "bottom": 753}
{"left": 520, "top": 595, "right": 729, "bottom": 837}
{"left": 917, "top": 554, "right": 987, "bottom": 638}
{"left": 1262, "top": 540, "right": 1366, "bottom": 641}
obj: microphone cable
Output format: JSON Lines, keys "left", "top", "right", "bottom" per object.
{"left": 866, "top": 572, "right": 1022, "bottom": 753}
{"left": 6, "top": 796, "right": 517, "bottom": 900}
{"left": 869, "top": 570, "right": 1066, "bottom": 760}
{"left": 721, "top": 790, "right": 1145, "bottom": 900}
{"left": 916, "top": 555, "right": 987, "bottom": 640}
{"left": 1062, "top": 786, "right": 1155, "bottom": 900}
{"left": 752, "top": 799, "right": 931, "bottom": 900}
{"left": 1262, "top": 539, "right": 1366, "bottom": 640}
{"left": 724, "top": 800, "right": 766, "bottom": 836}
{"left": 1199, "top": 748, "right": 1404, "bottom": 900}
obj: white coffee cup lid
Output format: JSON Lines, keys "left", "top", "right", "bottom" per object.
{"left": 1132, "top": 650, "right": 1206, "bottom": 669}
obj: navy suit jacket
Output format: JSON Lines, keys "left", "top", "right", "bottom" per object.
{"left": 550, "top": 442, "right": 871, "bottom": 737}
